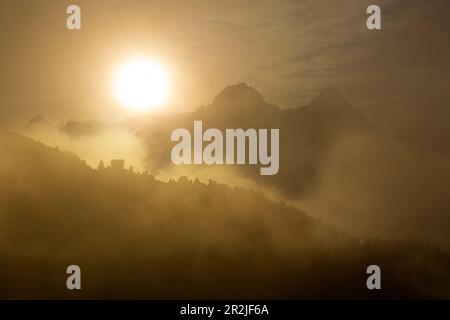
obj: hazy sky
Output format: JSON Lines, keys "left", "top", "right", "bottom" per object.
{"left": 0, "top": 0, "right": 449, "bottom": 133}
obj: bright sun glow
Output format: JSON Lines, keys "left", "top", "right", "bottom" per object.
{"left": 114, "top": 58, "right": 170, "bottom": 112}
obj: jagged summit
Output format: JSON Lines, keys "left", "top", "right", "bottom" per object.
{"left": 211, "top": 84, "right": 352, "bottom": 115}
{"left": 211, "top": 83, "right": 268, "bottom": 108}
{"left": 310, "top": 88, "right": 351, "bottom": 111}
{"left": 200, "top": 83, "right": 279, "bottom": 119}
{"left": 297, "top": 87, "right": 375, "bottom": 134}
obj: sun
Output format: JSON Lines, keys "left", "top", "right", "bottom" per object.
{"left": 114, "top": 57, "right": 170, "bottom": 112}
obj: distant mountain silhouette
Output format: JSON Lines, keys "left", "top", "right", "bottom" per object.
{"left": 140, "top": 83, "right": 376, "bottom": 197}
{"left": 205, "top": 82, "right": 279, "bottom": 117}
{"left": 136, "top": 84, "right": 450, "bottom": 247}
{"left": 25, "top": 115, "right": 51, "bottom": 131}
{"left": 22, "top": 84, "right": 450, "bottom": 248}
{"left": 1, "top": 129, "right": 450, "bottom": 299}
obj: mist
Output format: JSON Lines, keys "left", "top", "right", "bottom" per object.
{"left": 22, "top": 124, "right": 147, "bottom": 173}
{"left": 1, "top": 129, "right": 450, "bottom": 299}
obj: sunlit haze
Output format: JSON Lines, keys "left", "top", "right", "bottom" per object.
{"left": 1, "top": 0, "right": 450, "bottom": 301}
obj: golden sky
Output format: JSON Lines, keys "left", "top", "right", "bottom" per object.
{"left": 0, "top": 0, "right": 449, "bottom": 131}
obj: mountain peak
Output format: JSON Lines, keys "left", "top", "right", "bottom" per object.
{"left": 310, "top": 88, "right": 350, "bottom": 110}
{"left": 212, "top": 82, "right": 266, "bottom": 107}
{"left": 302, "top": 88, "right": 375, "bottom": 133}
